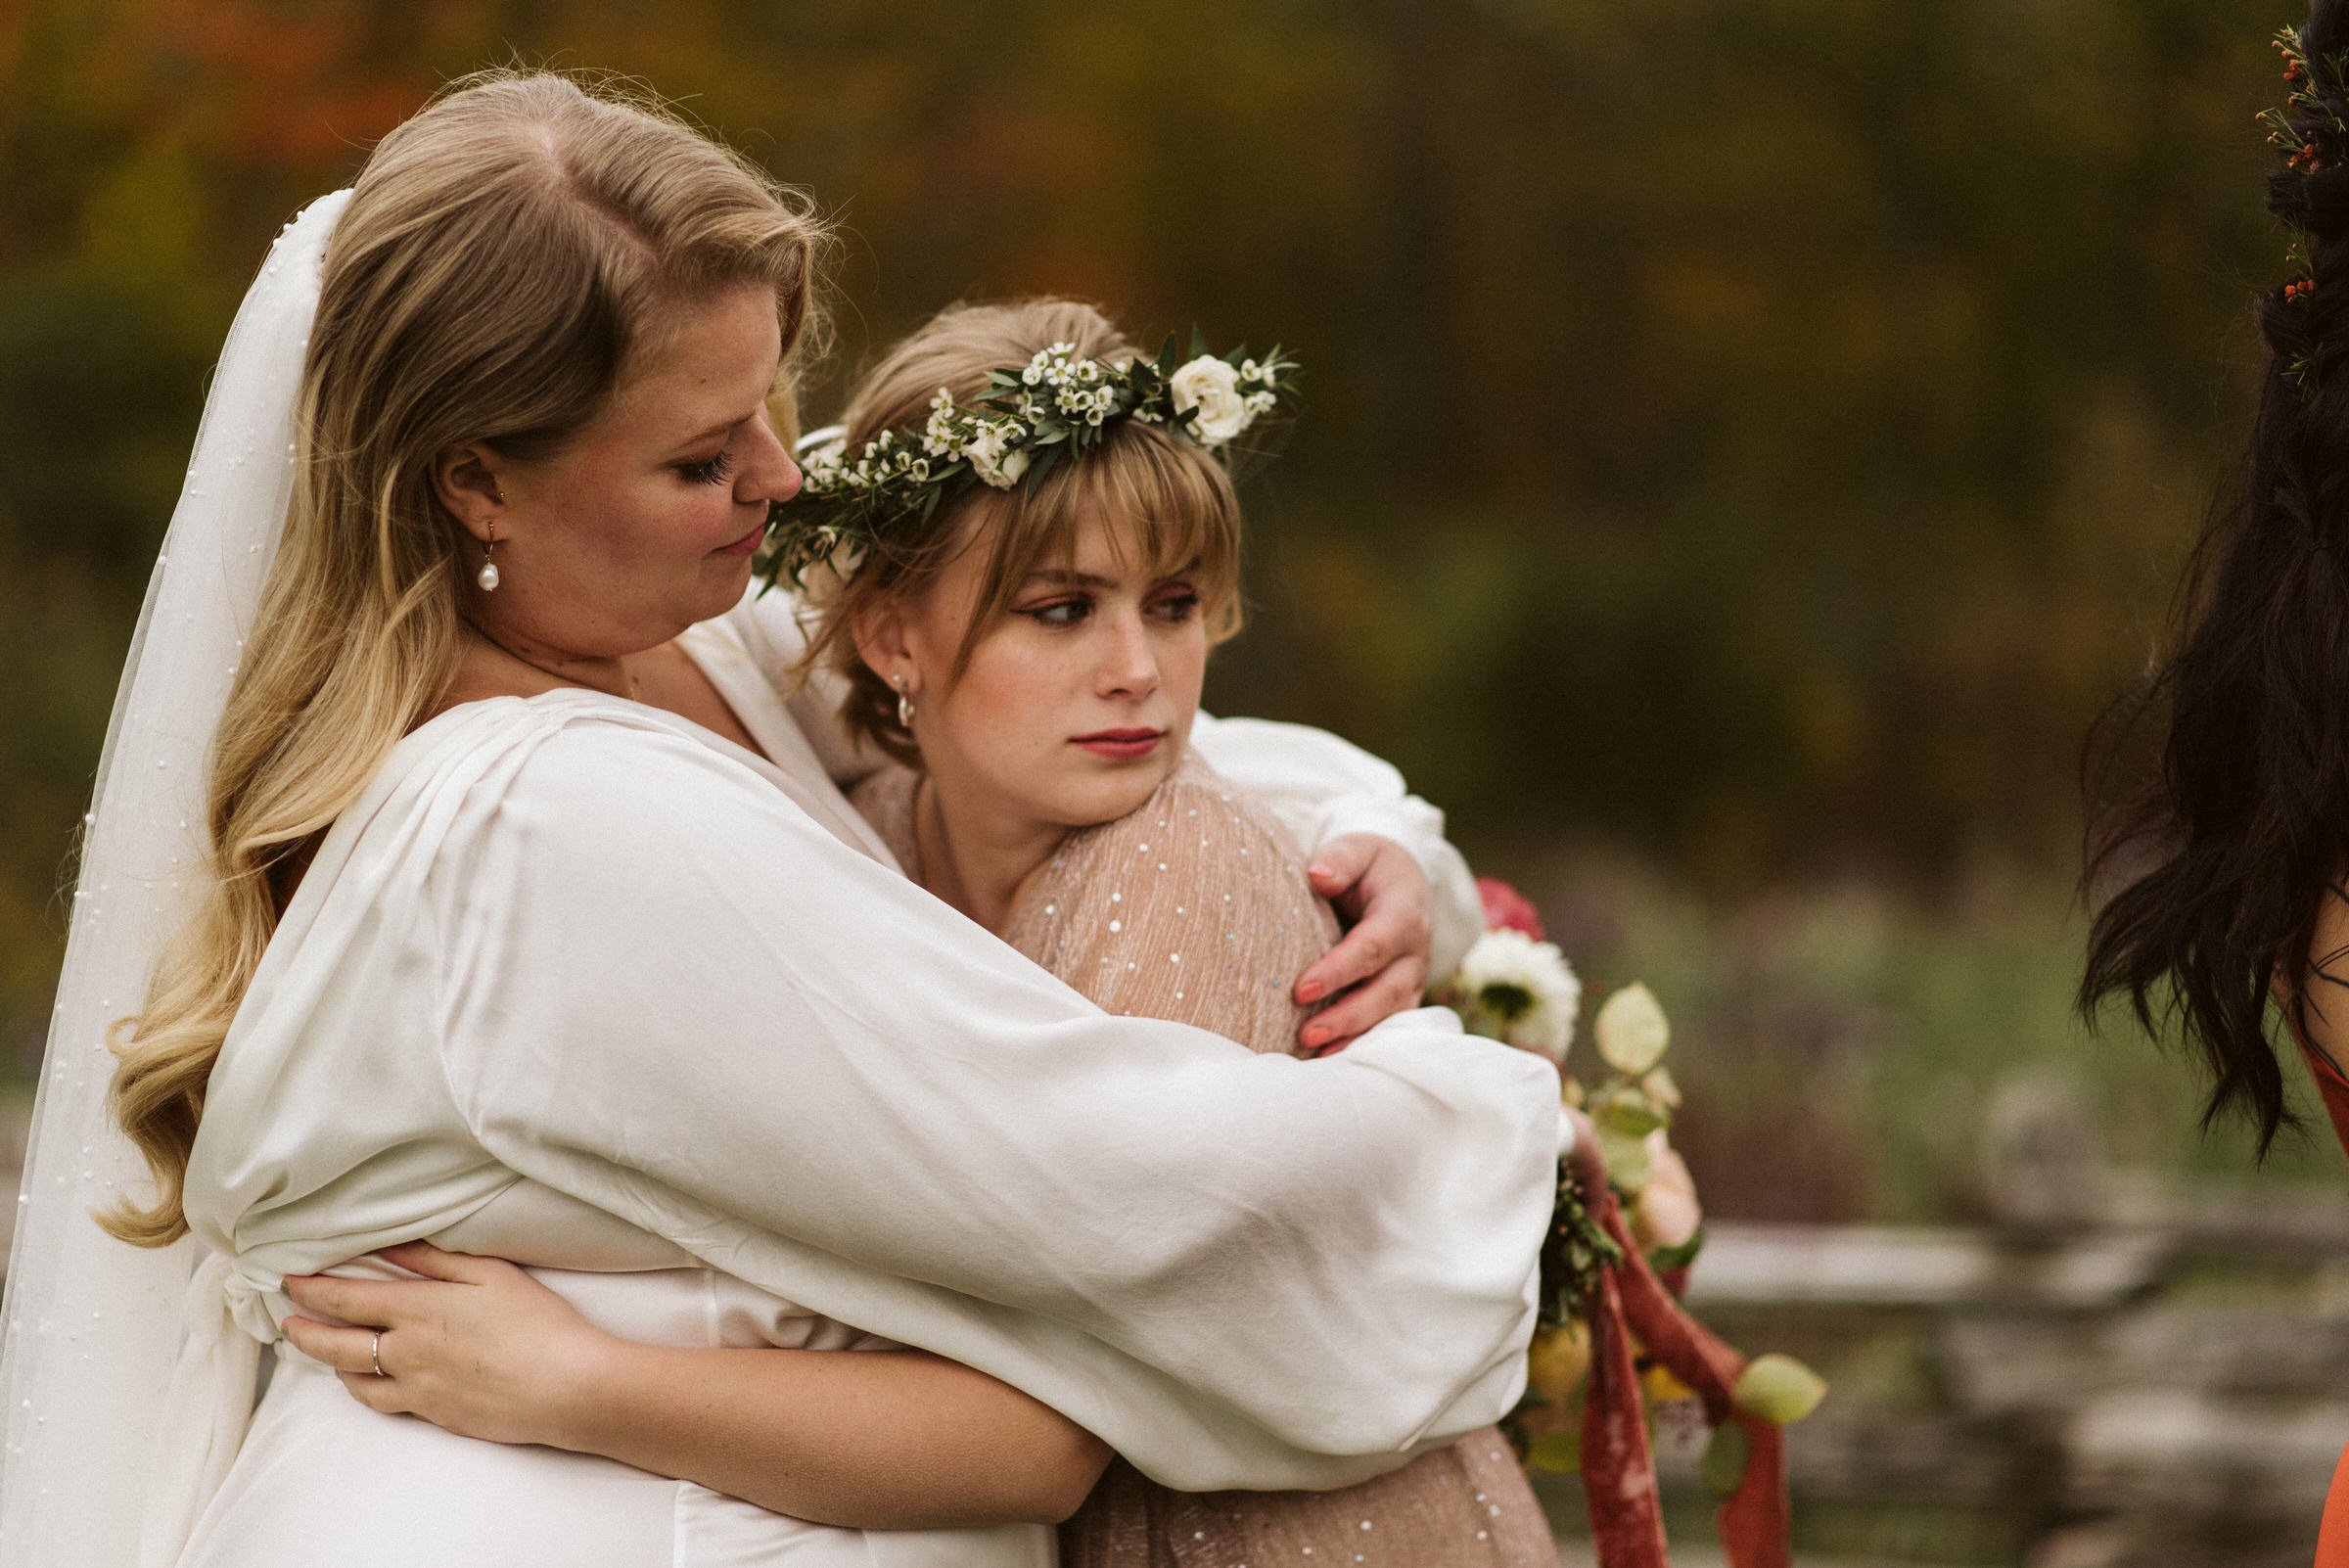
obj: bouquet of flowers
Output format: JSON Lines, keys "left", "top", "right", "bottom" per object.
{"left": 1431, "top": 879, "right": 1824, "bottom": 1568}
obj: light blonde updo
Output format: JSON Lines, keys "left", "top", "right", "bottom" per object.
{"left": 806, "top": 299, "right": 1246, "bottom": 768}
{"left": 103, "top": 69, "right": 830, "bottom": 1245}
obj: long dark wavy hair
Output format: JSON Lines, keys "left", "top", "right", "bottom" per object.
{"left": 2080, "top": 0, "right": 2349, "bottom": 1156}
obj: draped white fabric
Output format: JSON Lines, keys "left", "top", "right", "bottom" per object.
{"left": 176, "top": 691, "right": 1555, "bottom": 1531}
{"left": 0, "top": 191, "right": 352, "bottom": 1568}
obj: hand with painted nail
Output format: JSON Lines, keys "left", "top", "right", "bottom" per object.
{"left": 1292, "top": 834, "right": 1434, "bottom": 1056}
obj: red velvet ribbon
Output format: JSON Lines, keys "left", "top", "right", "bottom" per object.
{"left": 1575, "top": 1189, "right": 1793, "bottom": 1568}
{"left": 1579, "top": 1264, "right": 1669, "bottom": 1566}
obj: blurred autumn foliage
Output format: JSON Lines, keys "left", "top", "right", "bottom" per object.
{"left": 0, "top": 0, "right": 2299, "bottom": 1065}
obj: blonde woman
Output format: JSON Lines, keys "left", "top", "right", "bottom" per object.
{"left": 1, "top": 73, "right": 1563, "bottom": 1568}
{"left": 289, "top": 299, "right": 1581, "bottom": 1566}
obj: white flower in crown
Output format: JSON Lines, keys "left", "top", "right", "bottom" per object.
{"left": 1240, "top": 358, "right": 1281, "bottom": 392}
{"left": 1170, "top": 355, "right": 1255, "bottom": 444}
{"left": 1444, "top": 927, "right": 1581, "bottom": 1064}
{"left": 923, "top": 389, "right": 964, "bottom": 458}
{"left": 802, "top": 438, "right": 850, "bottom": 492}
{"left": 965, "top": 423, "right": 1031, "bottom": 489}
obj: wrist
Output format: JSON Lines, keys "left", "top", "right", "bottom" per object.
{"left": 536, "top": 1321, "right": 636, "bottom": 1455}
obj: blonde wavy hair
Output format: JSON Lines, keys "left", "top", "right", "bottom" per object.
{"left": 102, "top": 69, "right": 829, "bottom": 1245}
{"left": 806, "top": 299, "right": 1245, "bottom": 768}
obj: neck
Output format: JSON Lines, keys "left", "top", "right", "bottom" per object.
{"left": 914, "top": 772, "right": 1066, "bottom": 936}
{"left": 462, "top": 616, "right": 642, "bottom": 702}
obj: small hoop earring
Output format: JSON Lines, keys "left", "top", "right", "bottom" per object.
{"left": 893, "top": 673, "right": 915, "bottom": 729}
{"left": 477, "top": 521, "right": 501, "bottom": 592}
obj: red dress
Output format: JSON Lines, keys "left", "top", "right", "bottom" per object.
{"left": 2298, "top": 1035, "right": 2349, "bottom": 1567}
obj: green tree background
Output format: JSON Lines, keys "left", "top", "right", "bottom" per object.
{"left": 2, "top": 0, "right": 2330, "bottom": 1219}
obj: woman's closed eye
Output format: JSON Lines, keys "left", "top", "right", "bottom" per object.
{"left": 676, "top": 447, "right": 737, "bottom": 485}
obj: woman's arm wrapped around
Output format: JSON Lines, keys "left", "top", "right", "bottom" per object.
{"left": 431, "top": 704, "right": 1560, "bottom": 1491}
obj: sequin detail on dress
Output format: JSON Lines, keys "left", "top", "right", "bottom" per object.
{"left": 852, "top": 754, "right": 1559, "bottom": 1568}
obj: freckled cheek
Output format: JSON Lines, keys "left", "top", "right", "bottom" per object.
{"left": 940, "top": 652, "right": 1068, "bottom": 764}
{"left": 1163, "top": 634, "right": 1210, "bottom": 719}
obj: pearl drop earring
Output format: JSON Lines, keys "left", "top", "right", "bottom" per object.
{"left": 478, "top": 519, "right": 501, "bottom": 592}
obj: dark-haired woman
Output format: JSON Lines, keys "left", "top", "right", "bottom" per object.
{"left": 2080, "top": 5, "right": 2349, "bottom": 1558}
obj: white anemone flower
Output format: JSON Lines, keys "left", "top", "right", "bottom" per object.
{"left": 1444, "top": 928, "right": 1581, "bottom": 1064}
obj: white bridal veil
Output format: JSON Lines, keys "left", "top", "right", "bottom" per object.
{"left": 0, "top": 189, "right": 351, "bottom": 1568}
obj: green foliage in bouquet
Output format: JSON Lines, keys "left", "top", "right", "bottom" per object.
{"left": 1436, "top": 900, "right": 1827, "bottom": 1495}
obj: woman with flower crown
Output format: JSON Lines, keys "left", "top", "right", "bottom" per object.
{"left": 0, "top": 71, "right": 1571, "bottom": 1568}
{"left": 274, "top": 297, "right": 1597, "bottom": 1566}
{"left": 2082, "top": 2, "right": 2349, "bottom": 1560}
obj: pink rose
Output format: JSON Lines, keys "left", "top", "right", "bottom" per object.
{"left": 1477, "top": 876, "right": 1545, "bottom": 940}
{"left": 1632, "top": 1130, "right": 1702, "bottom": 1252}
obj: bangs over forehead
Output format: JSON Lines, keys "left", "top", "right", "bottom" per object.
{"left": 945, "top": 416, "right": 1243, "bottom": 669}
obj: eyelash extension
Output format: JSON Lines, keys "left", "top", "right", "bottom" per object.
{"left": 679, "top": 449, "right": 736, "bottom": 485}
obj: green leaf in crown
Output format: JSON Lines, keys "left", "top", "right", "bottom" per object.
{"left": 758, "top": 335, "right": 1298, "bottom": 593}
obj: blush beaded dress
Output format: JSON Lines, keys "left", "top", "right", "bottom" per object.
{"left": 855, "top": 750, "right": 1560, "bottom": 1568}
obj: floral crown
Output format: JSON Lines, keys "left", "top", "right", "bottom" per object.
{"left": 2266, "top": 23, "right": 2349, "bottom": 388}
{"left": 759, "top": 333, "right": 1296, "bottom": 590}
